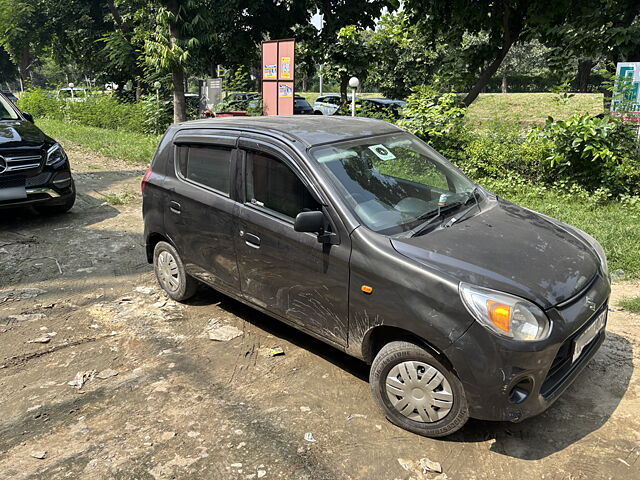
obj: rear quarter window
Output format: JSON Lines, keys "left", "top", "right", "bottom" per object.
{"left": 177, "top": 145, "right": 232, "bottom": 195}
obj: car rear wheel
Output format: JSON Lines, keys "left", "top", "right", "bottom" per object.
{"left": 153, "top": 241, "right": 197, "bottom": 302}
{"left": 370, "top": 340, "right": 469, "bottom": 437}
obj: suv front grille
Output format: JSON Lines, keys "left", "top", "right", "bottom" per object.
{"left": 0, "top": 147, "right": 44, "bottom": 175}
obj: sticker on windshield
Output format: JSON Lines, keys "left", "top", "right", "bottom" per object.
{"left": 368, "top": 144, "right": 396, "bottom": 161}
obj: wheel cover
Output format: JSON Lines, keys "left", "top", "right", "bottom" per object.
{"left": 157, "top": 250, "right": 180, "bottom": 292}
{"left": 385, "top": 361, "right": 454, "bottom": 423}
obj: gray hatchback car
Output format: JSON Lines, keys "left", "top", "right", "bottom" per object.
{"left": 142, "top": 116, "right": 610, "bottom": 437}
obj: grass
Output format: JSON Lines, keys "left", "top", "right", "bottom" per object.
{"left": 466, "top": 93, "right": 604, "bottom": 127}
{"left": 618, "top": 297, "right": 640, "bottom": 313}
{"left": 101, "top": 192, "right": 138, "bottom": 205}
{"left": 36, "top": 118, "right": 160, "bottom": 165}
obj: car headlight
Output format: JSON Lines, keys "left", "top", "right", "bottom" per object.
{"left": 46, "top": 143, "right": 67, "bottom": 166}
{"left": 459, "top": 283, "right": 551, "bottom": 341}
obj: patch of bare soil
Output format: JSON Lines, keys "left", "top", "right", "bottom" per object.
{"left": 0, "top": 144, "right": 639, "bottom": 479}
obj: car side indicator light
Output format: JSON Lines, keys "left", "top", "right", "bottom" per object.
{"left": 361, "top": 285, "right": 373, "bottom": 295}
{"left": 486, "top": 300, "right": 511, "bottom": 332}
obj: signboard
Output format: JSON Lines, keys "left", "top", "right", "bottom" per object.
{"left": 280, "top": 57, "right": 291, "bottom": 79}
{"left": 611, "top": 62, "right": 640, "bottom": 123}
{"left": 278, "top": 83, "right": 293, "bottom": 97}
{"left": 261, "top": 39, "right": 295, "bottom": 116}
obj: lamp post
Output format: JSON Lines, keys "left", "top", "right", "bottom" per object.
{"left": 348, "top": 77, "right": 359, "bottom": 117}
{"left": 153, "top": 81, "right": 161, "bottom": 102}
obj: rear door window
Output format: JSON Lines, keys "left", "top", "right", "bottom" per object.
{"left": 245, "top": 151, "right": 320, "bottom": 220}
{"left": 177, "top": 145, "right": 232, "bottom": 195}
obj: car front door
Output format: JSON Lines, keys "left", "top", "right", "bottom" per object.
{"left": 234, "top": 137, "right": 351, "bottom": 347}
{"left": 163, "top": 129, "right": 241, "bottom": 293}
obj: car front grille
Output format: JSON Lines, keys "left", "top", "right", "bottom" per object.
{"left": 540, "top": 306, "right": 606, "bottom": 398}
{"left": 0, "top": 147, "right": 43, "bottom": 174}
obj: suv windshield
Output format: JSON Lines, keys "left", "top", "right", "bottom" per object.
{"left": 310, "top": 133, "right": 477, "bottom": 235}
{"left": 0, "top": 96, "right": 18, "bottom": 120}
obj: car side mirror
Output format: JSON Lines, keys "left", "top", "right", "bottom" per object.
{"left": 294, "top": 211, "right": 325, "bottom": 234}
{"left": 22, "top": 112, "right": 34, "bottom": 123}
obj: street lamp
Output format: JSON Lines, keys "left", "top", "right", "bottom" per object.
{"left": 153, "top": 81, "right": 161, "bottom": 101}
{"left": 348, "top": 77, "right": 360, "bottom": 117}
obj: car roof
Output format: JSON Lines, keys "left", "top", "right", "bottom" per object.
{"left": 178, "top": 115, "right": 402, "bottom": 148}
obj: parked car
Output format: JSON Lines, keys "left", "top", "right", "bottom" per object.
{"left": 312, "top": 94, "right": 344, "bottom": 115}
{"left": 0, "top": 92, "right": 75, "bottom": 213}
{"left": 142, "top": 116, "right": 609, "bottom": 437}
{"left": 294, "top": 95, "right": 314, "bottom": 115}
{"left": 57, "top": 87, "right": 89, "bottom": 101}
{"left": 313, "top": 95, "right": 406, "bottom": 118}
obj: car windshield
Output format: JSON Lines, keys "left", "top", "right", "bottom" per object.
{"left": 0, "top": 96, "right": 18, "bottom": 120}
{"left": 310, "top": 133, "right": 477, "bottom": 235}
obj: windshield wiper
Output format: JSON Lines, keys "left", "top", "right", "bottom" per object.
{"left": 397, "top": 201, "right": 463, "bottom": 238}
{"left": 443, "top": 187, "right": 481, "bottom": 228}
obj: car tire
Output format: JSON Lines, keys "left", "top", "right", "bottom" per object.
{"left": 370, "top": 340, "right": 469, "bottom": 437}
{"left": 313, "top": 110, "right": 323, "bottom": 115}
{"left": 153, "top": 241, "right": 198, "bottom": 302}
{"left": 34, "top": 187, "right": 76, "bottom": 215}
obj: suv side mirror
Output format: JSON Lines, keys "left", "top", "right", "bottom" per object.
{"left": 294, "top": 211, "right": 324, "bottom": 234}
{"left": 22, "top": 112, "right": 34, "bottom": 123}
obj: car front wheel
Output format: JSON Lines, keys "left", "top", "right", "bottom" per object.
{"left": 370, "top": 340, "right": 469, "bottom": 437}
{"left": 153, "top": 241, "right": 198, "bottom": 302}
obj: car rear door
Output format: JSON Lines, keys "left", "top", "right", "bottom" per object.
{"left": 234, "top": 136, "right": 351, "bottom": 347}
{"left": 163, "top": 129, "right": 241, "bottom": 294}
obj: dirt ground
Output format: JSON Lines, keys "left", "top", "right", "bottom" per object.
{"left": 0, "top": 145, "right": 639, "bottom": 480}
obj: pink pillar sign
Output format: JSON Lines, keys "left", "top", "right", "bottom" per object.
{"left": 261, "top": 39, "right": 295, "bottom": 116}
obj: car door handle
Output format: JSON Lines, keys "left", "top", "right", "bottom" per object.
{"left": 169, "top": 201, "right": 181, "bottom": 214}
{"left": 242, "top": 232, "right": 261, "bottom": 248}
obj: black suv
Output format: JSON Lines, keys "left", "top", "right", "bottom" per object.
{"left": 0, "top": 92, "right": 75, "bottom": 213}
{"left": 142, "top": 116, "right": 609, "bottom": 437}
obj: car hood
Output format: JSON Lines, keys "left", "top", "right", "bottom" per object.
{"left": 0, "top": 120, "right": 47, "bottom": 148}
{"left": 390, "top": 199, "right": 599, "bottom": 309}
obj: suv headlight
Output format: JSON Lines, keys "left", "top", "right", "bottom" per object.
{"left": 46, "top": 143, "right": 67, "bottom": 166}
{"left": 459, "top": 283, "right": 551, "bottom": 341}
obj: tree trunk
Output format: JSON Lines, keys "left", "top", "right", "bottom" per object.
{"left": 339, "top": 74, "right": 349, "bottom": 104}
{"left": 501, "top": 73, "right": 508, "bottom": 93}
{"left": 463, "top": 38, "right": 515, "bottom": 106}
{"left": 172, "top": 69, "right": 186, "bottom": 123}
{"left": 577, "top": 59, "right": 593, "bottom": 93}
{"left": 167, "top": 0, "right": 186, "bottom": 123}
{"left": 18, "top": 45, "right": 31, "bottom": 88}
{"left": 462, "top": 2, "right": 521, "bottom": 106}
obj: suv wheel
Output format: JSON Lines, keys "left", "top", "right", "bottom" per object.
{"left": 34, "top": 188, "right": 76, "bottom": 215}
{"left": 153, "top": 241, "right": 197, "bottom": 302}
{"left": 370, "top": 340, "right": 469, "bottom": 437}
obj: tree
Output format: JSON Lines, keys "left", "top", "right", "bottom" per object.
{"left": 0, "top": 0, "right": 49, "bottom": 89}
{"left": 404, "top": 0, "right": 575, "bottom": 105}
{"left": 365, "top": 11, "right": 447, "bottom": 99}
{"left": 311, "top": 0, "right": 399, "bottom": 102}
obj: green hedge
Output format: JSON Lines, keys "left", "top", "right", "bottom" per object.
{"left": 17, "top": 89, "right": 167, "bottom": 135}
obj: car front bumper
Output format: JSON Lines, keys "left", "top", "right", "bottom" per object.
{"left": 0, "top": 162, "right": 75, "bottom": 209}
{"left": 446, "top": 272, "right": 611, "bottom": 422}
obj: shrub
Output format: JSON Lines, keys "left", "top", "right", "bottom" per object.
{"left": 141, "top": 94, "right": 172, "bottom": 135}
{"left": 397, "top": 86, "right": 467, "bottom": 158}
{"left": 530, "top": 113, "right": 640, "bottom": 196}
{"left": 457, "top": 122, "right": 549, "bottom": 183}
{"left": 17, "top": 89, "right": 63, "bottom": 119}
